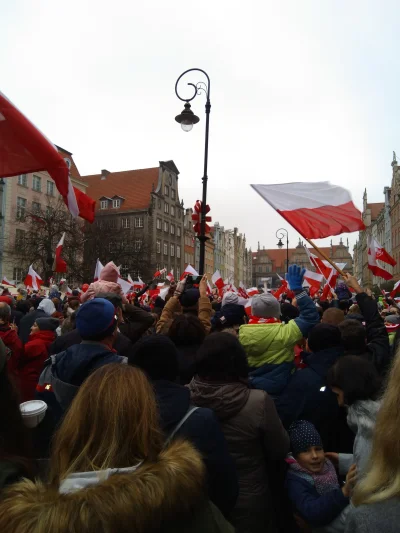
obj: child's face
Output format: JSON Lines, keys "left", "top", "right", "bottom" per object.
{"left": 296, "top": 446, "right": 325, "bottom": 473}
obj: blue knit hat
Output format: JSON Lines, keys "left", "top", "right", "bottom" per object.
{"left": 76, "top": 298, "right": 117, "bottom": 340}
{"left": 289, "top": 420, "right": 323, "bottom": 456}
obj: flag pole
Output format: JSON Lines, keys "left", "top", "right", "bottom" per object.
{"left": 304, "top": 238, "right": 346, "bottom": 277}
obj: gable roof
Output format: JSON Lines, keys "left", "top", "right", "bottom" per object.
{"left": 367, "top": 202, "right": 384, "bottom": 221}
{"left": 252, "top": 245, "right": 349, "bottom": 270}
{"left": 83, "top": 167, "right": 159, "bottom": 211}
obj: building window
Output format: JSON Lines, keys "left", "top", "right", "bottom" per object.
{"left": 112, "top": 199, "right": 121, "bottom": 209}
{"left": 122, "top": 218, "right": 130, "bottom": 229}
{"left": 177, "top": 245, "right": 181, "bottom": 259}
{"left": 134, "top": 239, "right": 142, "bottom": 252}
{"left": 46, "top": 180, "right": 54, "bottom": 196}
{"left": 18, "top": 174, "right": 27, "bottom": 187}
{"left": 164, "top": 243, "right": 168, "bottom": 255}
{"left": 16, "top": 197, "right": 27, "bottom": 219}
{"left": 135, "top": 216, "right": 144, "bottom": 228}
{"left": 156, "top": 218, "right": 162, "bottom": 230}
{"left": 156, "top": 239, "right": 161, "bottom": 254}
{"left": 170, "top": 244, "right": 175, "bottom": 257}
{"left": 164, "top": 202, "right": 169, "bottom": 214}
{"left": 171, "top": 189, "right": 176, "bottom": 200}
{"left": 164, "top": 221, "right": 168, "bottom": 233}
{"left": 171, "top": 206, "right": 175, "bottom": 217}
{"left": 176, "top": 267, "right": 180, "bottom": 279}
{"left": 15, "top": 229, "right": 25, "bottom": 246}
{"left": 46, "top": 206, "right": 54, "bottom": 217}
{"left": 32, "top": 175, "right": 41, "bottom": 192}
{"left": 177, "top": 226, "right": 181, "bottom": 237}
{"left": 13, "top": 267, "right": 23, "bottom": 283}
{"left": 32, "top": 201, "right": 41, "bottom": 214}
{"left": 100, "top": 200, "right": 108, "bottom": 210}
{"left": 171, "top": 224, "right": 175, "bottom": 235}
{"left": 164, "top": 185, "right": 169, "bottom": 197}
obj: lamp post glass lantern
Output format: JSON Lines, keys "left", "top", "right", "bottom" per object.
{"left": 276, "top": 228, "right": 289, "bottom": 276}
{"left": 174, "top": 68, "right": 211, "bottom": 275}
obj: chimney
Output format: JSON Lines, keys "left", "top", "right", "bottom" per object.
{"left": 101, "top": 169, "right": 110, "bottom": 180}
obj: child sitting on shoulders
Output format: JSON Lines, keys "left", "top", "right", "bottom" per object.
{"left": 285, "top": 420, "right": 356, "bottom": 532}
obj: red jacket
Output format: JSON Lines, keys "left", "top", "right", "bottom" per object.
{"left": 0, "top": 326, "right": 24, "bottom": 378}
{"left": 19, "top": 330, "right": 56, "bottom": 402}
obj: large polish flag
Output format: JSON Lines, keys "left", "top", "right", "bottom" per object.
{"left": 303, "top": 269, "right": 324, "bottom": 289}
{"left": 212, "top": 270, "right": 225, "bottom": 291}
{"left": 1, "top": 276, "right": 15, "bottom": 287}
{"left": 251, "top": 182, "right": 365, "bottom": 239}
{"left": 24, "top": 265, "right": 43, "bottom": 290}
{"left": 53, "top": 233, "right": 67, "bottom": 273}
{"left": 0, "top": 92, "right": 95, "bottom": 222}
{"left": 181, "top": 264, "right": 199, "bottom": 280}
{"left": 368, "top": 236, "right": 393, "bottom": 280}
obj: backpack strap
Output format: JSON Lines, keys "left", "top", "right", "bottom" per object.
{"left": 165, "top": 406, "right": 199, "bottom": 446}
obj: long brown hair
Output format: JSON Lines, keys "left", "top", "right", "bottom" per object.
{"left": 353, "top": 353, "right": 400, "bottom": 506}
{"left": 49, "top": 364, "right": 163, "bottom": 485}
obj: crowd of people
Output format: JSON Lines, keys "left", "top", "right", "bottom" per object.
{"left": 0, "top": 259, "right": 399, "bottom": 532}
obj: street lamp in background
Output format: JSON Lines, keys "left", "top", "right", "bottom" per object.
{"left": 276, "top": 228, "right": 289, "bottom": 276}
{"left": 175, "top": 68, "right": 211, "bottom": 275}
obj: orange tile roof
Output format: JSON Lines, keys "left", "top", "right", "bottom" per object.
{"left": 367, "top": 202, "right": 384, "bottom": 221}
{"left": 83, "top": 167, "right": 159, "bottom": 211}
{"left": 252, "top": 246, "right": 345, "bottom": 269}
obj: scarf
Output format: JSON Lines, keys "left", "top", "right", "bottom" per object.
{"left": 286, "top": 454, "right": 339, "bottom": 495}
{"left": 248, "top": 316, "right": 281, "bottom": 325}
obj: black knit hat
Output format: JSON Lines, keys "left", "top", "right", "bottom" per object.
{"left": 35, "top": 317, "right": 60, "bottom": 332}
{"left": 289, "top": 420, "right": 323, "bottom": 456}
{"left": 308, "top": 323, "right": 342, "bottom": 353}
{"left": 128, "top": 335, "right": 179, "bottom": 382}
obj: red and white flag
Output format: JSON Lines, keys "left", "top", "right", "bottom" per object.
{"left": 390, "top": 280, "right": 400, "bottom": 299}
{"left": 251, "top": 181, "right": 365, "bottom": 239}
{"left": 94, "top": 258, "right": 104, "bottom": 281}
{"left": 24, "top": 265, "right": 43, "bottom": 290}
{"left": 166, "top": 269, "right": 175, "bottom": 282}
{"left": 371, "top": 239, "right": 396, "bottom": 267}
{"left": 118, "top": 277, "right": 133, "bottom": 295}
{"left": 212, "top": 270, "right": 225, "bottom": 291}
{"left": 133, "top": 277, "right": 145, "bottom": 290}
{"left": 368, "top": 236, "right": 393, "bottom": 281}
{"left": 1, "top": 276, "right": 15, "bottom": 287}
{"left": 154, "top": 268, "right": 167, "bottom": 278}
{"left": 245, "top": 298, "right": 253, "bottom": 316}
{"left": 53, "top": 232, "right": 67, "bottom": 273}
{"left": 303, "top": 269, "right": 324, "bottom": 289}
{"left": 181, "top": 264, "right": 199, "bottom": 280}
{"left": 238, "top": 282, "right": 249, "bottom": 299}
{"left": 127, "top": 274, "right": 134, "bottom": 285}
{"left": 66, "top": 286, "right": 73, "bottom": 296}
{"left": 0, "top": 92, "right": 96, "bottom": 222}
{"left": 247, "top": 287, "right": 259, "bottom": 297}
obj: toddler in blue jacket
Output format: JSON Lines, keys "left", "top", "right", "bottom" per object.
{"left": 285, "top": 420, "right": 356, "bottom": 532}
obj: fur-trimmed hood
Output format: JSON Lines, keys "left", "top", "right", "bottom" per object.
{"left": 0, "top": 440, "right": 210, "bottom": 533}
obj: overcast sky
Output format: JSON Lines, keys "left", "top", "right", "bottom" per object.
{"left": 2, "top": 0, "right": 398, "bottom": 253}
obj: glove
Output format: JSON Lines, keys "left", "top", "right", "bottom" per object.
{"left": 286, "top": 265, "right": 305, "bottom": 292}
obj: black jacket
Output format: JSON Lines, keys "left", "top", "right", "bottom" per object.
{"left": 154, "top": 379, "right": 238, "bottom": 518}
{"left": 19, "top": 309, "right": 47, "bottom": 344}
{"left": 348, "top": 293, "right": 391, "bottom": 375}
{"left": 276, "top": 346, "right": 343, "bottom": 430}
{"left": 49, "top": 329, "right": 133, "bottom": 358}
{"left": 119, "top": 304, "right": 154, "bottom": 344}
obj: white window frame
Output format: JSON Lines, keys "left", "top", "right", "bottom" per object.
{"left": 164, "top": 185, "right": 169, "bottom": 196}
{"left": 177, "top": 226, "right": 181, "bottom": 237}
{"left": 32, "top": 201, "right": 41, "bottom": 214}
{"left": 177, "top": 245, "right": 181, "bottom": 259}
{"left": 32, "top": 175, "right": 41, "bottom": 192}
{"left": 135, "top": 216, "right": 144, "bottom": 228}
{"left": 171, "top": 189, "right": 176, "bottom": 200}
{"left": 163, "top": 243, "right": 168, "bottom": 255}
{"left": 134, "top": 239, "right": 142, "bottom": 252}
{"left": 170, "top": 224, "right": 175, "bottom": 235}
{"left": 112, "top": 199, "right": 121, "bottom": 209}
{"left": 164, "top": 202, "right": 169, "bottom": 214}
{"left": 164, "top": 221, "right": 168, "bottom": 233}
{"left": 18, "top": 174, "right": 27, "bottom": 187}
{"left": 100, "top": 200, "right": 108, "bottom": 210}
{"left": 16, "top": 197, "right": 27, "bottom": 219}
{"left": 171, "top": 206, "right": 175, "bottom": 217}
{"left": 156, "top": 218, "right": 162, "bottom": 230}
{"left": 170, "top": 244, "right": 175, "bottom": 257}
{"left": 122, "top": 218, "right": 130, "bottom": 228}
{"left": 156, "top": 239, "right": 161, "bottom": 254}
{"left": 46, "top": 180, "right": 54, "bottom": 196}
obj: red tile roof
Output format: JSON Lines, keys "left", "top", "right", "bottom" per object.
{"left": 367, "top": 202, "right": 384, "bottom": 221}
{"left": 83, "top": 167, "right": 159, "bottom": 211}
{"left": 252, "top": 246, "right": 346, "bottom": 269}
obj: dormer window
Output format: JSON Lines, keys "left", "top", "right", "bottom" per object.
{"left": 113, "top": 199, "right": 121, "bottom": 208}
{"left": 100, "top": 200, "right": 108, "bottom": 209}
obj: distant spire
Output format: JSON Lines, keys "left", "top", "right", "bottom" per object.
{"left": 347, "top": 238, "right": 349, "bottom": 248}
{"left": 339, "top": 237, "right": 343, "bottom": 245}
{"left": 392, "top": 151, "right": 398, "bottom": 167}
{"left": 258, "top": 241, "right": 260, "bottom": 251}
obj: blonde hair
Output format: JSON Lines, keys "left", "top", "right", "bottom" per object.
{"left": 352, "top": 353, "right": 400, "bottom": 506}
{"left": 49, "top": 364, "right": 163, "bottom": 485}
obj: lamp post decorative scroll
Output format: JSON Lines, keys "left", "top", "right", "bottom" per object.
{"left": 175, "top": 68, "right": 211, "bottom": 275}
{"left": 276, "top": 228, "right": 289, "bottom": 277}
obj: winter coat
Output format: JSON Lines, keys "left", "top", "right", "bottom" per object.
{"left": 19, "top": 330, "right": 56, "bottom": 402}
{"left": 336, "top": 284, "right": 353, "bottom": 301}
{"left": 345, "top": 499, "right": 400, "bottom": 533}
{"left": 275, "top": 346, "right": 343, "bottom": 430}
{"left": 0, "top": 325, "right": 23, "bottom": 380}
{"left": 36, "top": 342, "right": 126, "bottom": 425}
{"left": 10, "top": 309, "right": 23, "bottom": 327}
{"left": 239, "top": 291, "right": 320, "bottom": 396}
{"left": 157, "top": 295, "right": 212, "bottom": 335}
{"left": 285, "top": 468, "right": 349, "bottom": 528}
{"left": 189, "top": 378, "right": 289, "bottom": 533}
{"left": 175, "top": 343, "right": 202, "bottom": 385}
{"left": 0, "top": 440, "right": 234, "bottom": 533}
{"left": 346, "top": 293, "right": 391, "bottom": 375}
{"left": 19, "top": 309, "right": 48, "bottom": 344}
{"left": 80, "top": 262, "right": 128, "bottom": 304}
{"left": 154, "top": 379, "right": 238, "bottom": 517}
{"left": 339, "top": 399, "right": 381, "bottom": 477}
{"left": 49, "top": 328, "right": 133, "bottom": 358}
{"left": 119, "top": 304, "right": 154, "bottom": 343}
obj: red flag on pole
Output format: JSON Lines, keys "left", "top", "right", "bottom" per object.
{"left": 368, "top": 236, "right": 393, "bottom": 281}
{"left": 24, "top": 265, "right": 43, "bottom": 290}
{"left": 53, "top": 233, "right": 67, "bottom": 273}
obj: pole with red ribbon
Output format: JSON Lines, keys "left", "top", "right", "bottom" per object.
{"left": 192, "top": 200, "right": 212, "bottom": 273}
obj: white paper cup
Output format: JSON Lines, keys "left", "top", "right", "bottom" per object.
{"left": 20, "top": 400, "right": 47, "bottom": 428}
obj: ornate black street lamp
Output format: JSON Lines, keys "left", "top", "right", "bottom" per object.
{"left": 175, "top": 68, "right": 211, "bottom": 275}
{"left": 276, "top": 227, "right": 289, "bottom": 276}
